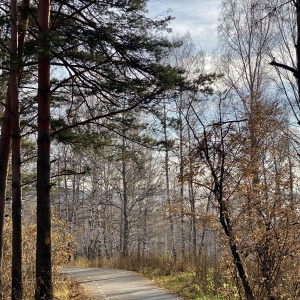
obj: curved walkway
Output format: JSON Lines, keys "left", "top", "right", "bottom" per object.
{"left": 62, "top": 267, "right": 184, "bottom": 300}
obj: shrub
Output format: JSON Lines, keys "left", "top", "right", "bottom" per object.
{"left": 1, "top": 211, "right": 75, "bottom": 299}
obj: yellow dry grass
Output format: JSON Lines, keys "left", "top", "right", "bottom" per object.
{"left": 1, "top": 212, "right": 76, "bottom": 299}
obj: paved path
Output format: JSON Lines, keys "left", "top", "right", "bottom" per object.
{"left": 62, "top": 267, "right": 184, "bottom": 300}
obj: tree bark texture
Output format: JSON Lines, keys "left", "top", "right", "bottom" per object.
{"left": 35, "top": 0, "right": 52, "bottom": 299}
{"left": 0, "top": 88, "right": 11, "bottom": 300}
{"left": 163, "top": 105, "right": 177, "bottom": 262}
{"left": 10, "top": 0, "right": 23, "bottom": 298}
{"left": 0, "top": 1, "right": 30, "bottom": 297}
{"left": 178, "top": 110, "right": 186, "bottom": 257}
{"left": 121, "top": 137, "right": 129, "bottom": 258}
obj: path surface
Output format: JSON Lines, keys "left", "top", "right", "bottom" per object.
{"left": 62, "top": 267, "right": 184, "bottom": 300}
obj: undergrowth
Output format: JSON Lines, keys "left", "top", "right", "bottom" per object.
{"left": 70, "top": 255, "right": 238, "bottom": 300}
{"left": 1, "top": 212, "right": 76, "bottom": 299}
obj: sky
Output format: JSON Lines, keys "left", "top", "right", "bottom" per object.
{"left": 146, "top": 0, "right": 222, "bottom": 52}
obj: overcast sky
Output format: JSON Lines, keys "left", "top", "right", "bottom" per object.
{"left": 146, "top": 0, "right": 222, "bottom": 52}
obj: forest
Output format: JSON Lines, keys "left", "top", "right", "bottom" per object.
{"left": 1, "top": 0, "right": 300, "bottom": 299}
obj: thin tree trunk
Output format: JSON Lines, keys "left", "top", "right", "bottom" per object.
{"left": 35, "top": 0, "right": 52, "bottom": 298}
{"left": 202, "top": 118, "right": 255, "bottom": 300}
{"left": 178, "top": 110, "right": 186, "bottom": 258}
{"left": 121, "top": 136, "right": 129, "bottom": 257}
{"left": 0, "top": 88, "right": 12, "bottom": 300}
{"left": 217, "top": 170, "right": 254, "bottom": 300}
{"left": 137, "top": 203, "right": 142, "bottom": 260}
{"left": 142, "top": 207, "right": 148, "bottom": 261}
{"left": 10, "top": 0, "right": 23, "bottom": 298}
{"left": 287, "top": 138, "right": 294, "bottom": 204}
{"left": 0, "top": 1, "right": 30, "bottom": 297}
{"left": 297, "top": 0, "right": 300, "bottom": 103}
{"left": 163, "top": 104, "right": 177, "bottom": 262}
{"left": 187, "top": 123, "right": 197, "bottom": 264}
{"left": 229, "top": 241, "right": 255, "bottom": 300}
{"left": 217, "top": 185, "right": 255, "bottom": 300}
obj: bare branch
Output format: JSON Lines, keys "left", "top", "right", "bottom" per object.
{"left": 270, "top": 59, "right": 299, "bottom": 78}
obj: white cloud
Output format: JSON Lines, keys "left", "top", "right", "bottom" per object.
{"left": 146, "top": 0, "right": 222, "bottom": 52}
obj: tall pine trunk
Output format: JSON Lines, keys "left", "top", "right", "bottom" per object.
{"left": 0, "top": 91, "right": 12, "bottom": 300}
{"left": 35, "top": 0, "right": 52, "bottom": 298}
{"left": 0, "top": 1, "right": 30, "bottom": 297}
{"left": 10, "top": 0, "right": 23, "bottom": 298}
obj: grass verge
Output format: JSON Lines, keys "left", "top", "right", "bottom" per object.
{"left": 69, "top": 255, "right": 230, "bottom": 300}
{"left": 54, "top": 276, "right": 92, "bottom": 300}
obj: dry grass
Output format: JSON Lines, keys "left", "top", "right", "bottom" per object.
{"left": 1, "top": 213, "right": 76, "bottom": 299}
{"left": 54, "top": 278, "right": 92, "bottom": 300}
{"left": 69, "top": 255, "right": 229, "bottom": 300}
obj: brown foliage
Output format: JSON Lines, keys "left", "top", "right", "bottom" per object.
{"left": 1, "top": 213, "right": 75, "bottom": 299}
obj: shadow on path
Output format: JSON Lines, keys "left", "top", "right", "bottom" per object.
{"left": 62, "top": 267, "right": 184, "bottom": 300}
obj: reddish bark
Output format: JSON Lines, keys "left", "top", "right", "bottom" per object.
{"left": 35, "top": 0, "right": 52, "bottom": 299}
{"left": 0, "top": 2, "right": 30, "bottom": 298}
{"left": 0, "top": 88, "right": 12, "bottom": 300}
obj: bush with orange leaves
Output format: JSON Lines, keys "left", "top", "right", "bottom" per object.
{"left": 1, "top": 211, "right": 75, "bottom": 299}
